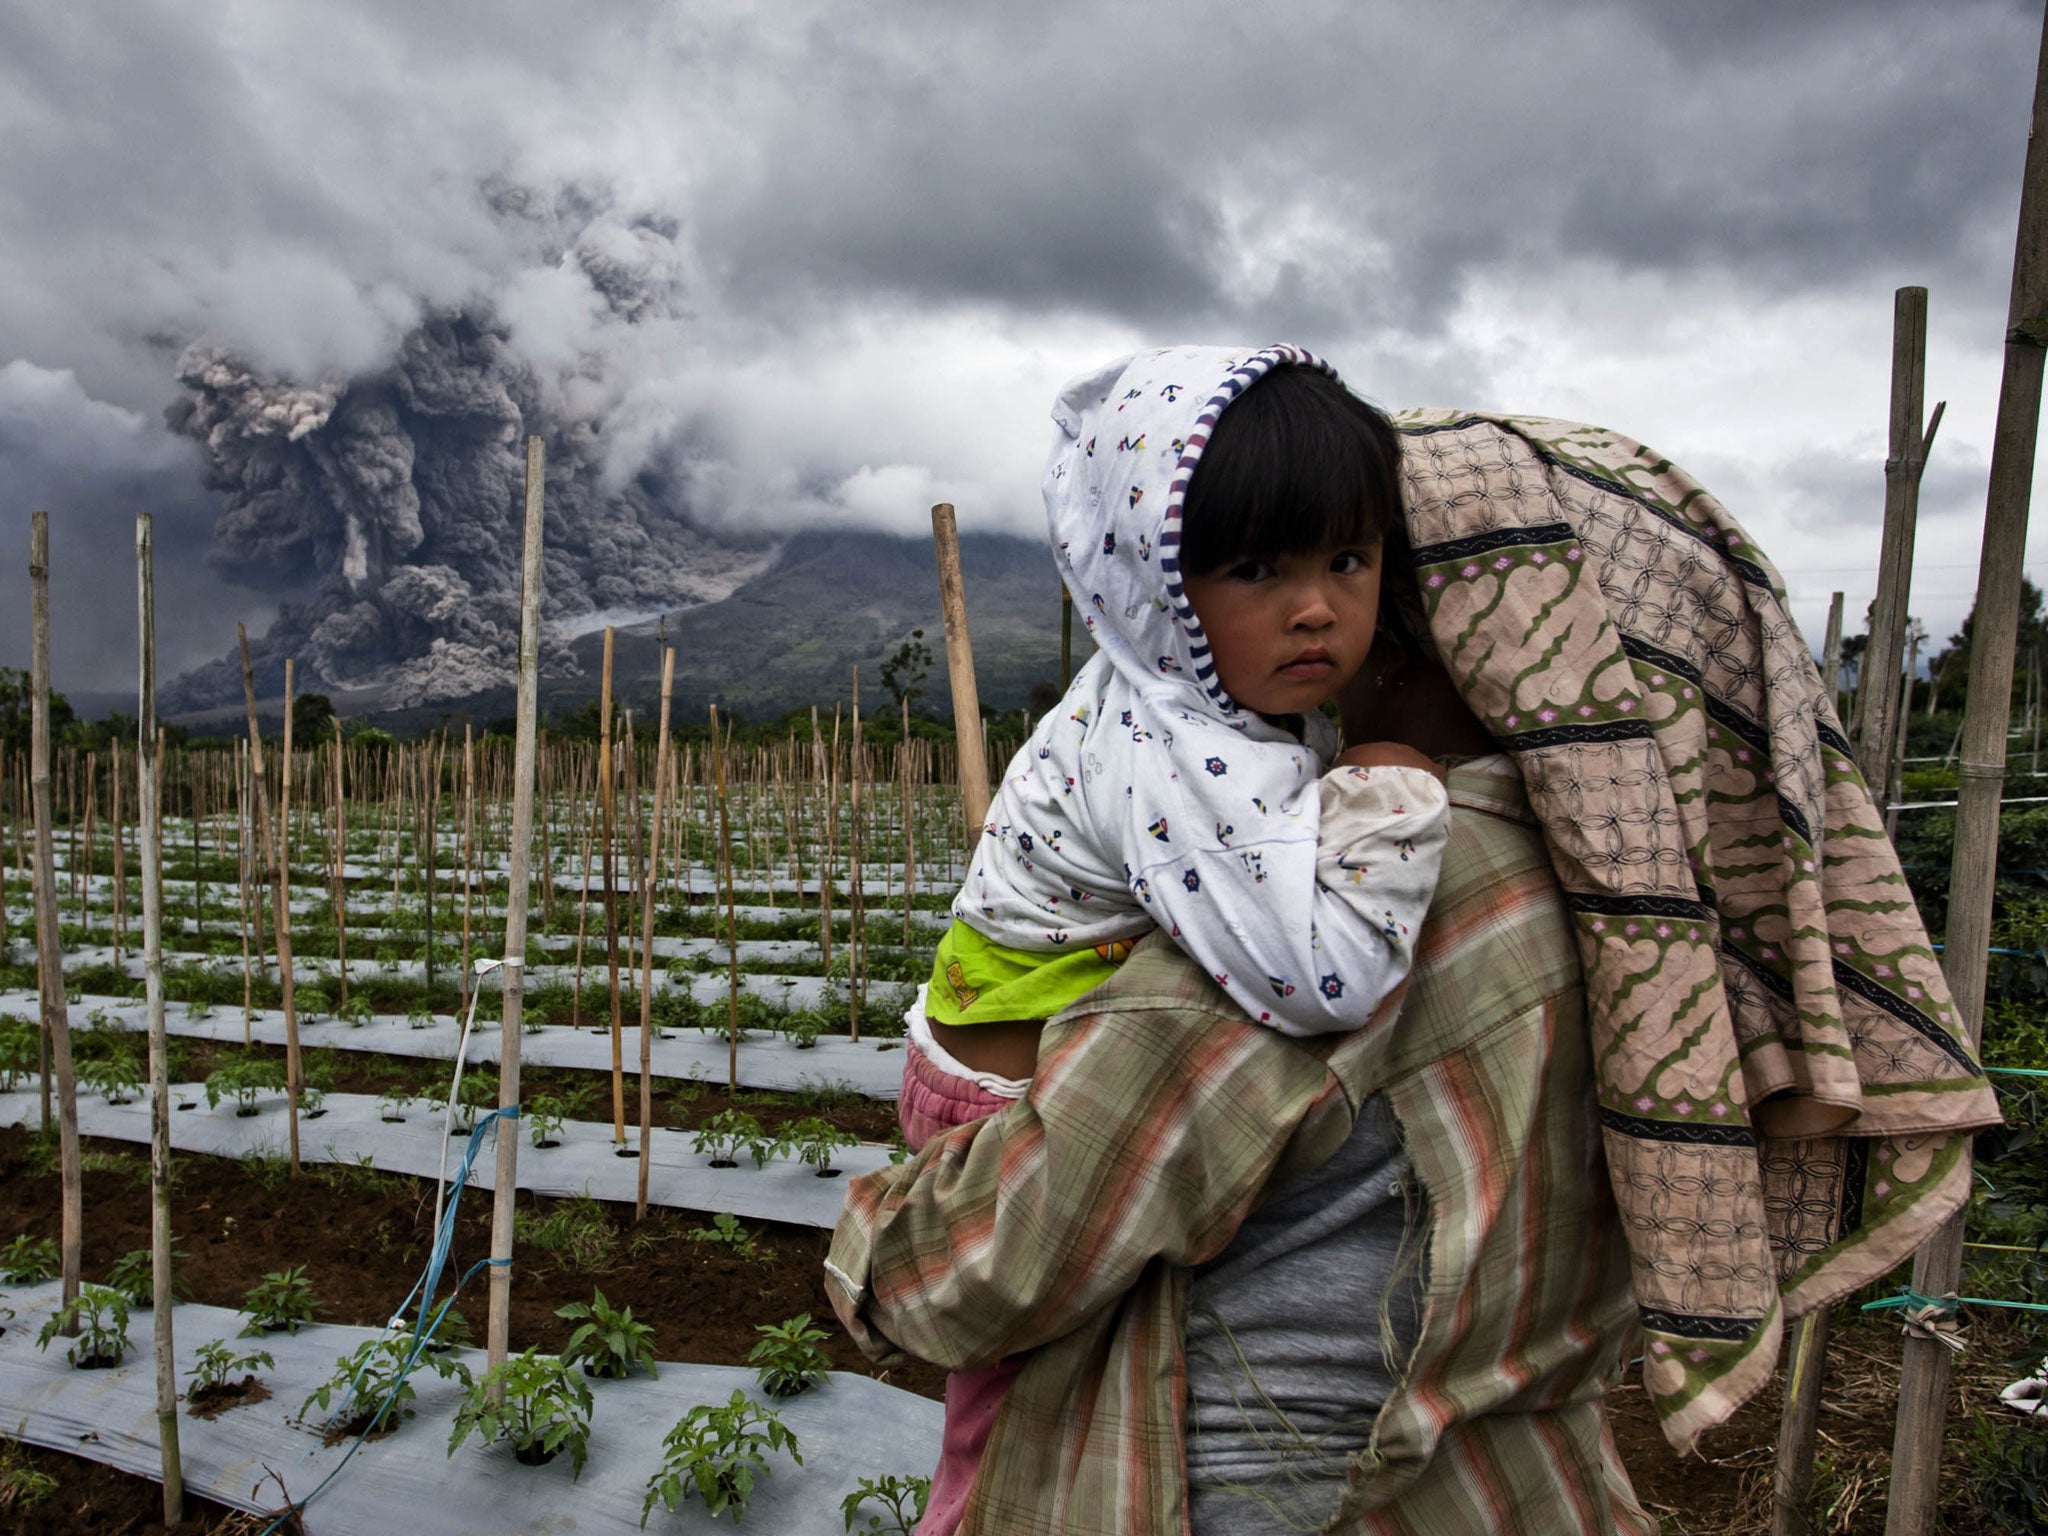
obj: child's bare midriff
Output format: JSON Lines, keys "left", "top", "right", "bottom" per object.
{"left": 929, "top": 1017, "right": 1046, "bottom": 1080}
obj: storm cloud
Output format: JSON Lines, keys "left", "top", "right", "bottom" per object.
{"left": 0, "top": 0, "right": 2041, "bottom": 693}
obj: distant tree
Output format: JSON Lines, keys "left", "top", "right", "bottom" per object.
{"left": 0, "top": 666, "right": 75, "bottom": 761}
{"left": 292, "top": 693, "right": 338, "bottom": 742}
{"left": 1924, "top": 577, "right": 2046, "bottom": 717}
{"left": 879, "top": 630, "right": 932, "bottom": 713}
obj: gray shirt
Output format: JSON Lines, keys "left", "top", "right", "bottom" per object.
{"left": 1183, "top": 1090, "right": 1425, "bottom": 1533}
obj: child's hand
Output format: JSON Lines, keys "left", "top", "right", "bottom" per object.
{"left": 1331, "top": 740, "right": 1447, "bottom": 784}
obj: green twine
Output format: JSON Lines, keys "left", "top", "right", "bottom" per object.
{"left": 1985, "top": 1065, "right": 2048, "bottom": 1078}
{"left": 1861, "top": 1286, "right": 2048, "bottom": 1317}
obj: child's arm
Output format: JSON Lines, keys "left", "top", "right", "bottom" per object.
{"left": 1124, "top": 755, "right": 1449, "bottom": 1038}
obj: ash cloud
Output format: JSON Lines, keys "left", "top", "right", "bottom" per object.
{"left": 162, "top": 195, "right": 775, "bottom": 711}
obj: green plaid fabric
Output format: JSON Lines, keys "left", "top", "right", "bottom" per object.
{"left": 829, "top": 762, "right": 1655, "bottom": 1533}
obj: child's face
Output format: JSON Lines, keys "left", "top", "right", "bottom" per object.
{"left": 1182, "top": 539, "right": 1381, "bottom": 717}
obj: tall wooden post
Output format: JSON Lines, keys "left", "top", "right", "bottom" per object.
{"left": 599, "top": 628, "right": 625, "bottom": 1144}
{"left": 713, "top": 706, "right": 739, "bottom": 1099}
{"left": 1821, "top": 591, "right": 1846, "bottom": 717}
{"left": 1886, "top": 15, "right": 2048, "bottom": 1535}
{"left": 134, "top": 515, "right": 184, "bottom": 1521}
{"left": 637, "top": 649, "right": 674, "bottom": 1218}
{"left": 487, "top": 436, "right": 547, "bottom": 1380}
{"left": 236, "top": 626, "right": 298, "bottom": 1171}
{"left": 1775, "top": 289, "right": 1947, "bottom": 1536}
{"left": 28, "top": 511, "right": 82, "bottom": 1320}
{"left": 931, "top": 505, "right": 991, "bottom": 851}
{"left": 1855, "top": 287, "right": 1945, "bottom": 786}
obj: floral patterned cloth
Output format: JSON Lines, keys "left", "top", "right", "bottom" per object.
{"left": 1395, "top": 409, "right": 2003, "bottom": 1449}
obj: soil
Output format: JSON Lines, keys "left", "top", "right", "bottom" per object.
{"left": 0, "top": 1122, "right": 2034, "bottom": 1535}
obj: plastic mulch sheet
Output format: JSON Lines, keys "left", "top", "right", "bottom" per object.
{"left": 0, "top": 1088, "right": 893, "bottom": 1229}
{"left": 0, "top": 1285, "right": 941, "bottom": 1534}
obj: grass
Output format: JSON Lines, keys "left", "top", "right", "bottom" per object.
{"left": 514, "top": 1193, "right": 618, "bottom": 1273}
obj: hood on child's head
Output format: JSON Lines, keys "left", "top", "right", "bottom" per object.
{"left": 1042, "top": 343, "right": 1343, "bottom": 727}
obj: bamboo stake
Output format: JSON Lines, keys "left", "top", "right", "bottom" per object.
{"left": 599, "top": 629, "right": 625, "bottom": 1143}
{"left": 849, "top": 670, "right": 864, "bottom": 1043}
{"left": 28, "top": 511, "right": 82, "bottom": 1321}
{"left": 111, "top": 738, "right": 125, "bottom": 965}
{"left": 487, "top": 434, "right": 547, "bottom": 1382}
{"left": 574, "top": 787, "right": 596, "bottom": 1025}
{"left": 1820, "top": 591, "right": 1846, "bottom": 717}
{"left": 931, "top": 503, "right": 991, "bottom": 852}
{"left": 236, "top": 740, "right": 253, "bottom": 1042}
{"left": 134, "top": 515, "right": 185, "bottom": 1521}
{"left": 637, "top": 650, "right": 675, "bottom": 1217}
{"left": 236, "top": 626, "right": 299, "bottom": 1172}
{"left": 461, "top": 723, "right": 475, "bottom": 1016}
{"left": 331, "top": 725, "right": 348, "bottom": 1009}
{"left": 1775, "top": 291, "right": 1946, "bottom": 1536}
{"left": 714, "top": 706, "right": 739, "bottom": 1099}
{"left": 1886, "top": 16, "right": 2048, "bottom": 1534}
{"left": 1854, "top": 287, "right": 1944, "bottom": 788}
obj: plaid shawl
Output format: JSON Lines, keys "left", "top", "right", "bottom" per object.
{"left": 1393, "top": 410, "right": 2003, "bottom": 1451}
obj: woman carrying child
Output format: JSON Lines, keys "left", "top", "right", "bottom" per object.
{"left": 828, "top": 346, "right": 2001, "bottom": 1534}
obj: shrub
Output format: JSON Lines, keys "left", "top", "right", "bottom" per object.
{"left": 0, "top": 1235, "right": 58, "bottom": 1285}
{"left": 239, "top": 1266, "right": 319, "bottom": 1336}
{"left": 303, "top": 1331, "right": 470, "bottom": 1435}
{"left": 748, "top": 1312, "right": 832, "bottom": 1398}
{"left": 35, "top": 1283, "right": 130, "bottom": 1367}
{"left": 449, "top": 1349, "right": 592, "bottom": 1475}
{"left": 841, "top": 1474, "right": 932, "bottom": 1535}
{"left": 642, "top": 1390, "right": 801, "bottom": 1525}
{"left": 556, "top": 1288, "right": 659, "bottom": 1380}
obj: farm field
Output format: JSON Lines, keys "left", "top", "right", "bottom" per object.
{"left": 2, "top": 733, "right": 2043, "bottom": 1533}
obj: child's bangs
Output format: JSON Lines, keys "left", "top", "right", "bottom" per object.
{"left": 1178, "top": 366, "right": 1404, "bottom": 575}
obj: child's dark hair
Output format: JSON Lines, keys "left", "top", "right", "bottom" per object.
{"left": 1178, "top": 364, "right": 1407, "bottom": 576}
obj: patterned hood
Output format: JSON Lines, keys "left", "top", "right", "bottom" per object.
{"left": 1042, "top": 342, "right": 1338, "bottom": 755}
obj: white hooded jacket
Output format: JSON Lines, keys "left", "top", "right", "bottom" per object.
{"left": 953, "top": 344, "right": 1448, "bottom": 1037}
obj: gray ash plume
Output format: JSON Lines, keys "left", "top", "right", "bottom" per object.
{"left": 163, "top": 187, "right": 774, "bottom": 711}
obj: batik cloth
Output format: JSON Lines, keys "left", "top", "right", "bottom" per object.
{"left": 1395, "top": 410, "right": 2002, "bottom": 1449}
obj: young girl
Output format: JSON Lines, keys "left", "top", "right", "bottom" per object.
{"left": 896, "top": 344, "right": 1449, "bottom": 1535}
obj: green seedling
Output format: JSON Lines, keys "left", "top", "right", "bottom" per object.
{"left": 642, "top": 1390, "right": 801, "bottom": 1525}
{"left": 688, "top": 1212, "right": 758, "bottom": 1258}
{"left": 239, "top": 1266, "right": 319, "bottom": 1336}
{"left": 556, "top": 1288, "right": 659, "bottom": 1380}
{"left": 35, "top": 1283, "right": 131, "bottom": 1367}
{"left": 187, "top": 1338, "right": 275, "bottom": 1397}
{"left": 690, "top": 1109, "right": 771, "bottom": 1169}
{"left": 0, "top": 1235, "right": 58, "bottom": 1285}
{"left": 528, "top": 1094, "right": 568, "bottom": 1148}
{"left": 205, "top": 1058, "right": 287, "bottom": 1116}
{"left": 338, "top": 995, "right": 375, "bottom": 1029}
{"left": 777, "top": 1117, "right": 858, "bottom": 1178}
{"left": 406, "top": 1003, "right": 435, "bottom": 1030}
{"left": 840, "top": 1474, "right": 932, "bottom": 1535}
{"left": 449, "top": 1349, "right": 592, "bottom": 1474}
{"left": 748, "top": 1312, "right": 832, "bottom": 1398}
{"left": 80, "top": 1044, "right": 144, "bottom": 1105}
{"left": 105, "top": 1247, "right": 191, "bottom": 1308}
{"left": 302, "top": 1331, "right": 471, "bottom": 1434}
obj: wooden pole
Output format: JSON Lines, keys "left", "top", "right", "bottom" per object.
{"left": 1775, "top": 290, "right": 1948, "bottom": 1536}
{"left": 930, "top": 503, "right": 991, "bottom": 852}
{"left": 637, "top": 649, "right": 674, "bottom": 1217}
{"left": 236, "top": 626, "right": 298, "bottom": 1171}
{"left": 331, "top": 725, "right": 348, "bottom": 1009}
{"left": 1885, "top": 623, "right": 1923, "bottom": 840}
{"left": 1886, "top": 15, "right": 2048, "bottom": 1534}
{"left": 134, "top": 515, "right": 184, "bottom": 1522}
{"left": 849, "top": 670, "right": 864, "bottom": 1044}
{"left": 713, "top": 708, "right": 740, "bottom": 1097}
{"left": 28, "top": 511, "right": 82, "bottom": 1322}
{"left": 599, "top": 628, "right": 625, "bottom": 1144}
{"left": 111, "top": 738, "right": 124, "bottom": 966}
{"left": 1855, "top": 287, "right": 1945, "bottom": 787}
{"left": 487, "top": 436, "right": 546, "bottom": 1382}
{"left": 1821, "top": 591, "right": 1846, "bottom": 719}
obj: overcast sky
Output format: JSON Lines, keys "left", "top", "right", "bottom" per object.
{"left": 1, "top": 0, "right": 2042, "bottom": 696}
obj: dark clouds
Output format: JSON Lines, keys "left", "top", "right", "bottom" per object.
{"left": 0, "top": 0, "right": 2040, "bottom": 690}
